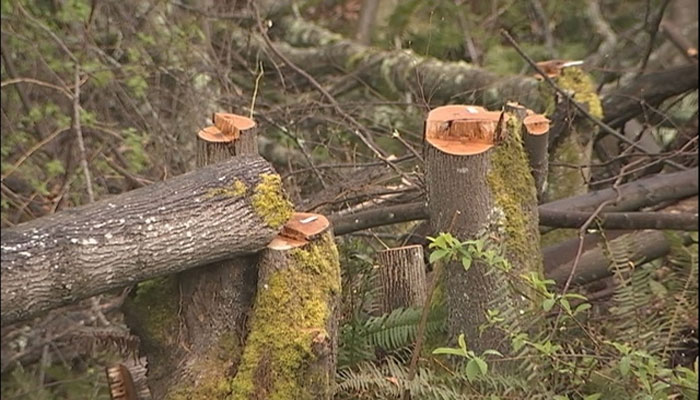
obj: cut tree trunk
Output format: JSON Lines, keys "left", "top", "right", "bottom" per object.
{"left": 376, "top": 244, "right": 427, "bottom": 313}
{"left": 1, "top": 155, "right": 290, "bottom": 326}
{"left": 230, "top": 213, "right": 341, "bottom": 400}
{"left": 424, "top": 105, "right": 543, "bottom": 355}
{"left": 123, "top": 114, "right": 277, "bottom": 399}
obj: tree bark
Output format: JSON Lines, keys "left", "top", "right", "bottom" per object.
{"left": 230, "top": 229, "right": 341, "bottom": 400}
{"left": 424, "top": 106, "right": 542, "bottom": 355}
{"left": 1, "top": 155, "right": 290, "bottom": 325}
{"left": 376, "top": 245, "right": 427, "bottom": 313}
{"left": 602, "top": 64, "right": 699, "bottom": 129}
{"left": 124, "top": 114, "right": 273, "bottom": 399}
{"left": 504, "top": 102, "right": 550, "bottom": 201}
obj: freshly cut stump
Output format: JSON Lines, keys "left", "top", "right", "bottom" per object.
{"left": 196, "top": 112, "right": 258, "bottom": 163}
{"left": 231, "top": 212, "right": 341, "bottom": 400}
{"left": 424, "top": 104, "right": 542, "bottom": 358}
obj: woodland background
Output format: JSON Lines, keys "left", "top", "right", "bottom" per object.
{"left": 0, "top": 0, "right": 698, "bottom": 399}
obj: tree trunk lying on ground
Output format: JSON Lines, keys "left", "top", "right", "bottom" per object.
{"left": 329, "top": 167, "right": 699, "bottom": 235}
{"left": 1, "top": 155, "right": 292, "bottom": 325}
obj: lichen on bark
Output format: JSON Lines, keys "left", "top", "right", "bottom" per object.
{"left": 205, "top": 179, "right": 248, "bottom": 199}
{"left": 229, "top": 233, "right": 340, "bottom": 400}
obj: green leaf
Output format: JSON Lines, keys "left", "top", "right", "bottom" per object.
{"left": 560, "top": 298, "right": 571, "bottom": 314}
{"left": 619, "top": 355, "right": 631, "bottom": 376}
{"left": 583, "top": 394, "right": 602, "bottom": 400}
{"left": 432, "top": 347, "right": 467, "bottom": 357}
{"left": 562, "top": 293, "right": 588, "bottom": 301}
{"left": 429, "top": 249, "right": 450, "bottom": 264}
{"left": 457, "top": 333, "right": 467, "bottom": 352}
{"left": 473, "top": 356, "right": 488, "bottom": 375}
{"left": 465, "top": 359, "right": 481, "bottom": 382}
{"left": 482, "top": 349, "right": 503, "bottom": 357}
{"left": 574, "top": 303, "right": 591, "bottom": 315}
{"left": 461, "top": 256, "right": 472, "bottom": 271}
{"left": 542, "top": 298, "right": 556, "bottom": 312}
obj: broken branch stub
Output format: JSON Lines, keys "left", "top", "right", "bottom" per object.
{"left": 424, "top": 105, "right": 505, "bottom": 156}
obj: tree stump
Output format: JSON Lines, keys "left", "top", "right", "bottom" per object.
{"left": 504, "top": 102, "right": 551, "bottom": 202}
{"left": 196, "top": 112, "right": 258, "bottom": 163}
{"left": 424, "top": 105, "right": 542, "bottom": 355}
{"left": 376, "top": 244, "right": 427, "bottom": 313}
{"left": 231, "top": 212, "right": 341, "bottom": 400}
{"left": 124, "top": 113, "right": 274, "bottom": 399}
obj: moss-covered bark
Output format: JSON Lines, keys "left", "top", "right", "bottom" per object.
{"left": 230, "top": 232, "right": 341, "bottom": 400}
{"left": 425, "top": 110, "right": 542, "bottom": 356}
{"left": 488, "top": 116, "right": 543, "bottom": 279}
{"left": 123, "top": 169, "right": 295, "bottom": 399}
{"left": 541, "top": 67, "right": 603, "bottom": 246}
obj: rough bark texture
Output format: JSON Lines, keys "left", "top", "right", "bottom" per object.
{"left": 543, "top": 67, "right": 602, "bottom": 202}
{"left": 195, "top": 121, "right": 258, "bottom": 164}
{"left": 230, "top": 231, "right": 341, "bottom": 400}
{"left": 541, "top": 67, "right": 603, "bottom": 246}
{"left": 1, "top": 156, "right": 290, "bottom": 325}
{"left": 425, "top": 111, "right": 542, "bottom": 355}
{"left": 504, "top": 103, "right": 550, "bottom": 201}
{"left": 125, "top": 115, "right": 271, "bottom": 399}
{"left": 376, "top": 245, "right": 427, "bottom": 313}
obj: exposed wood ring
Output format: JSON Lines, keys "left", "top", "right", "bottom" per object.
{"left": 425, "top": 105, "right": 504, "bottom": 155}
{"left": 197, "top": 125, "right": 231, "bottom": 143}
{"left": 197, "top": 113, "right": 256, "bottom": 143}
{"left": 214, "top": 113, "right": 255, "bottom": 138}
{"left": 523, "top": 114, "right": 550, "bottom": 135}
{"left": 268, "top": 212, "right": 330, "bottom": 250}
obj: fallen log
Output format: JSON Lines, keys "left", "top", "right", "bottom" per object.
{"left": 1, "top": 155, "right": 292, "bottom": 325}
{"left": 329, "top": 167, "right": 698, "bottom": 235}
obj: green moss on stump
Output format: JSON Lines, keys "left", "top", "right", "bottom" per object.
{"left": 169, "top": 332, "right": 242, "bottom": 400}
{"left": 229, "top": 233, "right": 341, "bottom": 400}
{"left": 557, "top": 67, "right": 603, "bottom": 119}
{"left": 205, "top": 179, "right": 248, "bottom": 199}
{"left": 487, "top": 115, "right": 543, "bottom": 276}
{"left": 124, "top": 276, "right": 179, "bottom": 354}
{"left": 251, "top": 174, "right": 294, "bottom": 229}
{"left": 538, "top": 67, "right": 603, "bottom": 119}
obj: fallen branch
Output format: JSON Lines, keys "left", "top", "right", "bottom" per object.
{"left": 330, "top": 168, "right": 698, "bottom": 235}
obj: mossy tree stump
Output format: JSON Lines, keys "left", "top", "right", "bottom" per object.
{"left": 230, "top": 213, "right": 341, "bottom": 400}
{"left": 122, "top": 114, "right": 294, "bottom": 399}
{"left": 540, "top": 66, "right": 603, "bottom": 246}
{"left": 424, "top": 105, "right": 543, "bottom": 356}
{"left": 376, "top": 244, "right": 427, "bottom": 313}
